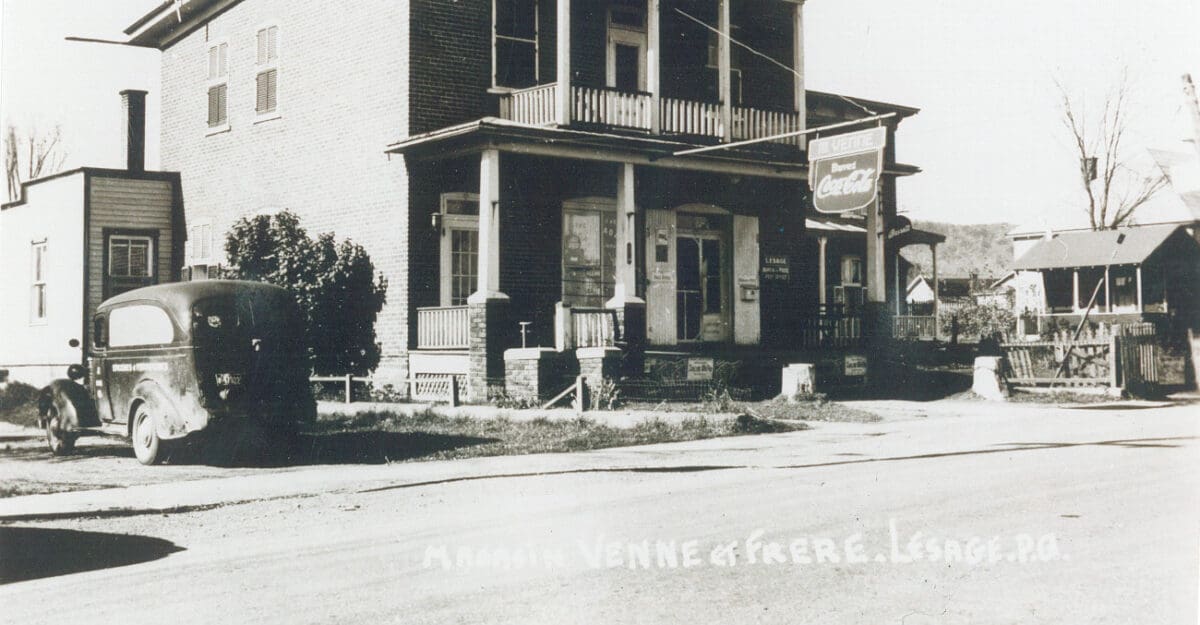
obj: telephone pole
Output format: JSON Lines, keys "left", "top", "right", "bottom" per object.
{"left": 1184, "top": 74, "right": 1200, "bottom": 163}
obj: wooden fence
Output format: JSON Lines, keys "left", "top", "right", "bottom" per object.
{"left": 310, "top": 374, "right": 460, "bottom": 405}
{"left": 1002, "top": 323, "right": 1158, "bottom": 390}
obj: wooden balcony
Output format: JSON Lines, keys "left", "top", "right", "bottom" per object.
{"left": 498, "top": 83, "right": 802, "bottom": 147}
{"left": 417, "top": 305, "right": 469, "bottom": 350}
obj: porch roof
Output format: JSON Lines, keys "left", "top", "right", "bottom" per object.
{"left": 385, "top": 117, "right": 921, "bottom": 180}
{"left": 1011, "top": 223, "right": 1185, "bottom": 270}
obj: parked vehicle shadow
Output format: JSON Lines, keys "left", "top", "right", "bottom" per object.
{"left": 183, "top": 429, "right": 499, "bottom": 468}
{"left": 0, "top": 526, "right": 184, "bottom": 584}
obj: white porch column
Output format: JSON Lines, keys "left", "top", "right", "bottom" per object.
{"left": 556, "top": 0, "right": 571, "bottom": 126}
{"left": 894, "top": 252, "right": 902, "bottom": 315}
{"left": 817, "top": 236, "right": 828, "bottom": 306}
{"left": 609, "top": 163, "right": 644, "bottom": 306}
{"left": 469, "top": 149, "right": 507, "bottom": 303}
{"left": 1104, "top": 266, "right": 1111, "bottom": 312}
{"left": 647, "top": 0, "right": 661, "bottom": 134}
{"left": 717, "top": 0, "right": 732, "bottom": 142}
{"left": 931, "top": 243, "right": 939, "bottom": 321}
{"left": 1136, "top": 265, "right": 1143, "bottom": 312}
{"left": 792, "top": 1, "right": 806, "bottom": 148}
{"left": 1072, "top": 269, "right": 1080, "bottom": 312}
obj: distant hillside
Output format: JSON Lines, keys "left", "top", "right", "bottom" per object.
{"left": 899, "top": 221, "right": 1015, "bottom": 282}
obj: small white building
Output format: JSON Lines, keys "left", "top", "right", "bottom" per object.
{"left": 0, "top": 91, "right": 182, "bottom": 387}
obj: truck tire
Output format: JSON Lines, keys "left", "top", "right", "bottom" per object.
{"left": 44, "top": 405, "right": 77, "bottom": 456}
{"left": 131, "top": 402, "right": 164, "bottom": 465}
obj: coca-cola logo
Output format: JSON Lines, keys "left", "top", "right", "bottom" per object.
{"left": 810, "top": 152, "right": 880, "bottom": 213}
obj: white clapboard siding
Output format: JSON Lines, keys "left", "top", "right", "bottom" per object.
{"left": 87, "top": 176, "right": 175, "bottom": 317}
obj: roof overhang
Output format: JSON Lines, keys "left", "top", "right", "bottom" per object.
{"left": 387, "top": 118, "right": 920, "bottom": 180}
{"left": 124, "top": 0, "right": 242, "bottom": 49}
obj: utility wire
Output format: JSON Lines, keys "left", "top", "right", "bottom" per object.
{"left": 672, "top": 7, "right": 877, "bottom": 117}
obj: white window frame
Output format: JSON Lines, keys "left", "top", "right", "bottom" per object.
{"left": 30, "top": 240, "right": 48, "bottom": 324}
{"left": 206, "top": 39, "right": 230, "bottom": 134}
{"left": 491, "top": 0, "right": 539, "bottom": 90}
{"left": 185, "top": 221, "right": 216, "bottom": 281}
{"left": 606, "top": 28, "right": 647, "bottom": 92}
{"left": 254, "top": 24, "right": 281, "bottom": 122}
{"left": 108, "top": 235, "right": 154, "bottom": 279}
{"left": 439, "top": 193, "right": 480, "bottom": 306}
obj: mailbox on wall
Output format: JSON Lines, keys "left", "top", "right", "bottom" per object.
{"left": 739, "top": 279, "right": 759, "bottom": 302}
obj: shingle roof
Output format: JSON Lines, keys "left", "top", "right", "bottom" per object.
{"left": 1012, "top": 224, "right": 1186, "bottom": 270}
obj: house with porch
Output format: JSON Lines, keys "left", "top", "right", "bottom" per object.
{"left": 1011, "top": 224, "right": 1200, "bottom": 339}
{"left": 123, "top": 0, "right": 936, "bottom": 400}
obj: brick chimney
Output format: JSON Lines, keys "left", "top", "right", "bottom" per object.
{"left": 120, "top": 90, "right": 147, "bottom": 173}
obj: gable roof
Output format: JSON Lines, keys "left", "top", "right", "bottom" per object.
{"left": 1011, "top": 224, "right": 1189, "bottom": 270}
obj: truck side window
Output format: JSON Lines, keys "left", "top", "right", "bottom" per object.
{"left": 109, "top": 305, "right": 176, "bottom": 347}
{"left": 93, "top": 315, "right": 107, "bottom": 348}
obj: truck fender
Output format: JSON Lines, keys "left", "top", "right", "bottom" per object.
{"left": 38, "top": 380, "right": 101, "bottom": 430}
{"left": 130, "top": 381, "right": 189, "bottom": 440}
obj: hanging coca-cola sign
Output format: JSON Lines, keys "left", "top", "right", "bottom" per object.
{"left": 808, "top": 127, "right": 886, "bottom": 214}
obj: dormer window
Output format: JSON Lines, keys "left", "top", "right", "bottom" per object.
{"left": 493, "top": 0, "right": 538, "bottom": 89}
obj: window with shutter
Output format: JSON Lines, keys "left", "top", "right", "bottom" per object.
{"left": 255, "top": 26, "right": 280, "bottom": 116}
{"left": 30, "top": 241, "right": 47, "bottom": 323}
{"left": 206, "top": 42, "right": 229, "bottom": 129}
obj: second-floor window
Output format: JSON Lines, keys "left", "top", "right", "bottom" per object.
{"left": 493, "top": 0, "right": 537, "bottom": 89}
{"left": 207, "top": 42, "right": 228, "bottom": 127}
{"left": 256, "top": 25, "right": 279, "bottom": 114}
{"left": 31, "top": 241, "right": 47, "bottom": 323}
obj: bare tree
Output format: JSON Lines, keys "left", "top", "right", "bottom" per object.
{"left": 1056, "top": 74, "right": 1168, "bottom": 230}
{"left": 4, "top": 124, "right": 69, "bottom": 202}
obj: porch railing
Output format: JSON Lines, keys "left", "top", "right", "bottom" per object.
{"left": 498, "top": 83, "right": 559, "bottom": 125}
{"left": 417, "top": 305, "right": 469, "bottom": 350}
{"left": 731, "top": 105, "right": 802, "bottom": 146}
{"left": 797, "top": 306, "right": 864, "bottom": 349}
{"left": 573, "top": 86, "right": 653, "bottom": 131}
{"left": 497, "top": 83, "right": 803, "bottom": 146}
{"left": 555, "top": 303, "right": 618, "bottom": 350}
{"left": 660, "top": 96, "right": 723, "bottom": 137}
{"left": 893, "top": 315, "right": 937, "bottom": 341}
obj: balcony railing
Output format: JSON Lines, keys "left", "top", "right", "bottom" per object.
{"left": 555, "top": 303, "right": 618, "bottom": 350}
{"left": 417, "top": 305, "right": 469, "bottom": 350}
{"left": 498, "top": 83, "right": 802, "bottom": 146}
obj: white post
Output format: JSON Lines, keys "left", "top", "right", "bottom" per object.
{"left": 792, "top": 1, "right": 806, "bottom": 149}
{"left": 469, "top": 149, "right": 506, "bottom": 303}
{"left": 647, "top": 0, "right": 661, "bottom": 134}
{"left": 608, "top": 163, "right": 644, "bottom": 307}
{"left": 1104, "top": 266, "right": 1111, "bottom": 313}
{"left": 717, "top": 0, "right": 732, "bottom": 142}
{"left": 1072, "top": 269, "right": 1080, "bottom": 312}
{"left": 894, "top": 252, "right": 902, "bottom": 316}
{"left": 556, "top": 0, "right": 571, "bottom": 126}
{"left": 1136, "top": 264, "right": 1143, "bottom": 312}
{"left": 817, "top": 236, "right": 828, "bottom": 306}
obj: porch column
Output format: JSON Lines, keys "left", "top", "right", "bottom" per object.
{"left": 930, "top": 242, "right": 939, "bottom": 325}
{"left": 792, "top": 1, "right": 806, "bottom": 149}
{"left": 817, "top": 236, "right": 828, "bottom": 306}
{"left": 467, "top": 149, "right": 510, "bottom": 402}
{"left": 1104, "top": 266, "right": 1111, "bottom": 313}
{"left": 608, "top": 163, "right": 646, "bottom": 368}
{"left": 647, "top": 0, "right": 661, "bottom": 134}
{"left": 894, "top": 251, "right": 902, "bottom": 315}
{"left": 1136, "top": 264, "right": 1143, "bottom": 312}
{"left": 556, "top": 0, "right": 571, "bottom": 126}
{"left": 717, "top": 0, "right": 732, "bottom": 142}
{"left": 1072, "top": 269, "right": 1080, "bottom": 312}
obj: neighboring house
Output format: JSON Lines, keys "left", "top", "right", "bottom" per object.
{"left": 0, "top": 91, "right": 183, "bottom": 386}
{"left": 1011, "top": 224, "right": 1200, "bottom": 337}
{"left": 122, "top": 0, "right": 929, "bottom": 398}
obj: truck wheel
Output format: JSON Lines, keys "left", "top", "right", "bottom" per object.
{"left": 44, "top": 406, "right": 77, "bottom": 456}
{"left": 132, "top": 402, "right": 163, "bottom": 465}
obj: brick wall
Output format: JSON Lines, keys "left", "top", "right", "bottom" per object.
{"left": 159, "top": 0, "right": 411, "bottom": 380}
{"left": 409, "top": 0, "right": 491, "bottom": 134}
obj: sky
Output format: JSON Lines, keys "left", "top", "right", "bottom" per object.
{"left": 2, "top": 0, "right": 1198, "bottom": 229}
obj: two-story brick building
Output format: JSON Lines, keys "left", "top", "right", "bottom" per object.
{"left": 124, "top": 0, "right": 927, "bottom": 399}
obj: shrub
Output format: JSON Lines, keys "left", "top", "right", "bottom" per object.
{"left": 224, "top": 211, "right": 387, "bottom": 375}
{"left": 940, "top": 301, "right": 1016, "bottom": 343}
